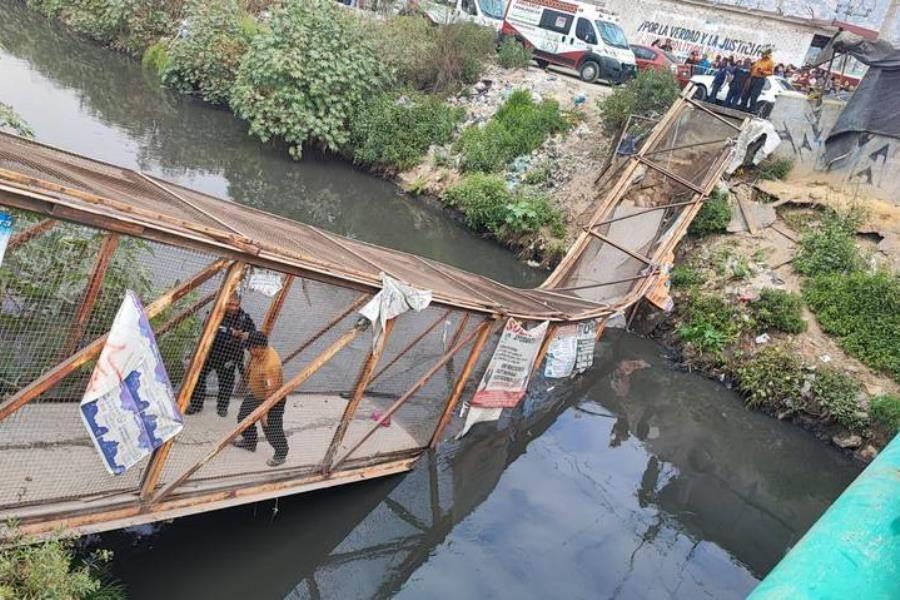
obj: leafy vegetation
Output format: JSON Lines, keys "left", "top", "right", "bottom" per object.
{"left": 754, "top": 156, "right": 794, "bottom": 181}
{"left": 161, "top": 0, "right": 254, "bottom": 104}
{"left": 373, "top": 16, "right": 495, "bottom": 94}
{"left": 348, "top": 92, "right": 462, "bottom": 171}
{"left": 457, "top": 90, "right": 568, "bottom": 172}
{"left": 497, "top": 36, "right": 532, "bottom": 69}
{"left": 688, "top": 189, "right": 731, "bottom": 236}
{"left": 597, "top": 68, "right": 680, "bottom": 133}
{"left": 670, "top": 264, "right": 706, "bottom": 289}
{"left": 870, "top": 394, "right": 900, "bottom": 433}
{"left": 231, "top": 0, "right": 390, "bottom": 158}
{"left": 750, "top": 288, "right": 807, "bottom": 334}
{"left": 734, "top": 345, "right": 805, "bottom": 410}
{"left": 523, "top": 161, "right": 552, "bottom": 185}
{"left": 804, "top": 270, "right": 900, "bottom": 380}
{"left": 813, "top": 368, "right": 866, "bottom": 429}
{"left": 443, "top": 174, "right": 564, "bottom": 238}
{"left": 0, "top": 103, "right": 34, "bottom": 138}
{"left": 675, "top": 292, "right": 747, "bottom": 354}
{"left": 794, "top": 213, "right": 861, "bottom": 276}
{"left": 0, "top": 531, "right": 123, "bottom": 600}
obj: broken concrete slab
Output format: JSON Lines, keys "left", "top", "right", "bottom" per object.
{"left": 728, "top": 199, "right": 777, "bottom": 233}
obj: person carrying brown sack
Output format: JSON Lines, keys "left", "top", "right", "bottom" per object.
{"left": 231, "top": 331, "right": 289, "bottom": 467}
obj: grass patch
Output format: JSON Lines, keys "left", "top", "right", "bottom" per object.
{"left": 870, "top": 394, "right": 900, "bottom": 433}
{"left": 688, "top": 189, "right": 731, "bottom": 236}
{"left": 349, "top": 92, "right": 463, "bottom": 171}
{"left": 755, "top": 156, "right": 794, "bottom": 181}
{"left": 670, "top": 264, "right": 706, "bottom": 289}
{"left": 750, "top": 288, "right": 807, "bottom": 334}
{"left": 457, "top": 90, "right": 568, "bottom": 173}
{"left": 794, "top": 213, "right": 862, "bottom": 276}
{"left": 497, "top": 36, "right": 532, "bottom": 69}
{"left": 813, "top": 368, "right": 865, "bottom": 429}
{"left": 523, "top": 161, "right": 552, "bottom": 185}
{"left": 597, "top": 68, "right": 680, "bottom": 133}
{"left": 734, "top": 346, "right": 805, "bottom": 410}
{"left": 443, "top": 173, "right": 564, "bottom": 238}
{"left": 676, "top": 292, "right": 748, "bottom": 355}
{"left": 803, "top": 270, "right": 900, "bottom": 380}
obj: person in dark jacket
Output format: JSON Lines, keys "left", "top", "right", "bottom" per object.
{"left": 709, "top": 58, "right": 734, "bottom": 104}
{"left": 187, "top": 295, "right": 256, "bottom": 417}
{"left": 726, "top": 58, "right": 752, "bottom": 109}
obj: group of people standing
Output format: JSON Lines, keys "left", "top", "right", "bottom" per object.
{"left": 706, "top": 48, "right": 776, "bottom": 112}
{"left": 186, "top": 295, "right": 289, "bottom": 467}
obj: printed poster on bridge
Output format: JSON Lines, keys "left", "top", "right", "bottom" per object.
{"left": 471, "top": 318, "right": 549, "bottom": 408}
{"left": 79, "top": 290, "right": 183, "bottom": 475}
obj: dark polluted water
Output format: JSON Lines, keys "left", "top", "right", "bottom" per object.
{"left": 0, "top": 3, "right": 861, "bottom": 598}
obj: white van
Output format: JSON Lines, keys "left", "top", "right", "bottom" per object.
{"left": 421, "top": 0, "right": 507, "bottom": 30}
{"left": 501, "top": 0, "right": 636, "bottom": 83}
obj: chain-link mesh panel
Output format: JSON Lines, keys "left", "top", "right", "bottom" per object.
{"left": 0, "top": 210, "right": 223, "bottom": 509}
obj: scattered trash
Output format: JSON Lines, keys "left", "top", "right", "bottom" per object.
{"left": 819, "top": 354, "right": 832, "bottom": 363}
{"left": 755, "top": 333, "right": 770, "bottom": 344}
{"left": 572, "top": 93, "right": 586, "bottom": 106}
{"left": 371, "top": 411, "right": 392, "bottom": 427}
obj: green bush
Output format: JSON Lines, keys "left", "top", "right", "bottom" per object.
{"left": 676, "top": 292, "right": 747, "bottom": 354}
{"left": 497, "top": 36, "right": 531, "bottom": 69}
{"left": 735, "top": 345, "right": 805, "bottom": 409}
{"left": 755, "top": 156, "right": 794, "bottom": 181}
{"left": 231, "top": 0, "right": 390, "bottom": 158}
{"left": 161, "top": 0, "right": 254, "bottom": 104}
{"left": 689, "top": 189, "right": 731, "bottom": 236}
{"left": 141, "top": 40, "right": 171, "bottom": 77}
{"left": 457, "top": 90, "right": 568, "bottom": 172}
{"left": 670, "top": 264, "right": 706, "bottom": 288}
{"left": 443, "top": 174, "right": 563, "bottom": 237}
{"left": 348, "top": 92, "right": 462, "bottom": 171}
{"left": 803, "top": 270, "right": 900, "bottom": 380}
{"left": 523, "top": 162, "right": 552, "bottom": 185}
{"left": 870, "top": 394, "right": 900, "bottom": 433}
{"left": 597, "top": 68, "right": 680, "bottom": 133}
{"left": 750, "top": 288, "right": 807, "bottom": 334}
{"left": 813, "top": 368, "right": 865, "bottom": 429}
{"left": 373, "top": 16, "right": 494, "bottom": 94}
{"left": 794, "top": 214, "right": 861, "bottom": 276}
{"left": 0, "top": 103, "right": 34, "bottom": 138}
{"left": 0, "top": 533, "right": 123, "bottom": 600}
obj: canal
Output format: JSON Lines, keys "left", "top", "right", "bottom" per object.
{"left": 0, "top": 3, "right": 862, "bottom": 598}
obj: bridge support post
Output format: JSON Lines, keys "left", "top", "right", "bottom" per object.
{"left": 321, "top": 318, "right": 396, "bottom": 475}
{"left": 261, "top": 274, "right": 294, "bottom": 336}
{"left": 140, "top": 261, "right": 248, "bottom": 500}
{"left": 61, "top": 232, "right": 120, "bottom": 357}
{"left": 429, "top": 319, "right": 495, "bottom": 449}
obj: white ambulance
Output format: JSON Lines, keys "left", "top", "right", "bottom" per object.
{"left": 501, "top": 0, "right": 636, "bottom": 83}
{"left": 421, "top": 0, "right": 507, "bottom": 30}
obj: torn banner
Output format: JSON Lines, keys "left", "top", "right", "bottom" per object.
{"left": 0, "top": 211, "right": 13, "bottom": 268}
{"left": 359, "top": 273, "right": 432, "bottom": 347}
{"left": 80, "top": 291, "right": 183, "bottom": 475}
{"left": 460, "top": 319, "right": 548, "bottom": 437}
{"left": 544, "top": 320, "right": 598, "bottom": 378}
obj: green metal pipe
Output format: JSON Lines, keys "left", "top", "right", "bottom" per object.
{"left": 749, "top": 433, "right": 900, "bottom": 599}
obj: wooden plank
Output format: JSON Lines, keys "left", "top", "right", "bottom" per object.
{"left": 282, "top": 293, "right": 370, "bottom": 366}
{"left": 592, "top": 199, "right": 704, "bottom": 227}
{"left": 139, "top": 262, "right": 247, "bottom": 500}
{"left": 8, "top": 218, "right": 56, "bottom": 251}
{"left": 584, "top": 229, "right": 654, "bottom": 265}
{"left": 61, "top": 233, "right": 120, "bottom": 357}
{"left": 428, "top": 319, "right": 494, "bottom": 448}
{"left": 331, "top": 324, "right": 483, "bottom": 471}
{"left": 150, "top": 319, "right": 369, "bottom": 505}
{"left": 155, "top": 292, "right": 216, "bottom": 337}
{"left": 0, "top": 258, "right": 231, "bottom": 422}
{"left": 321, "top": 319, "right": 396, "bottom": 474}
{"left": 261, "top": 275, "right": 295, "bottom": 336}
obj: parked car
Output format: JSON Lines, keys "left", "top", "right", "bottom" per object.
{"left": 689, "top": 73, "right": 804, "bottom": 117}
{"left": 630, "top": 44, "right": 691, "bottom": 86}
{"left": 421, "top": 0, "right": 506, "bottom": 31}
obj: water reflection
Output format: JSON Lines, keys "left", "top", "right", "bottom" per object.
{"left": 96, "top": 332, "right": 858, "bottom": 599}
{"left": 0, "top": 0, "right": 542, "bottom": 286}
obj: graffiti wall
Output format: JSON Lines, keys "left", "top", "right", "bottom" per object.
{"left": 606, "top": 0, "right": 818, "bottom": 65}
{"left": 770, "top": 95, "right": 900, "bottom": 204}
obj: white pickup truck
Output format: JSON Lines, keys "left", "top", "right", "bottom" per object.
{"left": 689, "top": 74, "right": 803, "bottom": 117}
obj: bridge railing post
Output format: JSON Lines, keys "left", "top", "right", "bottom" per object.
{"left": 139, "top": 261, "right": 248, "bottom": 500}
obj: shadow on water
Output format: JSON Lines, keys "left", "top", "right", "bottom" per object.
{"left": 0, "top": 0, "right": 542, "bottom": 287}
{"left": 94, "top": 331, "right": 859, "bottom": 600}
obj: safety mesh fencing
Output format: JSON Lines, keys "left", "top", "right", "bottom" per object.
{"left": 558, "top": 103, "right": 737, "bottom": 306}
{"left": 0, "top": 208, "right": 223, "bottom": 509}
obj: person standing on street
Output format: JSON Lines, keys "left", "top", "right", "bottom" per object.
{"left": 187, "top": 294, "right": 256, "bottom": 417}
{"left": 744, "top": 48, "right": 775, "bottom": 113}
{"left": 232, "top": 331, "right": 289, "bottom": 467}
{"left": 709, "top": 57, "right": 734, "bottom": 104}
